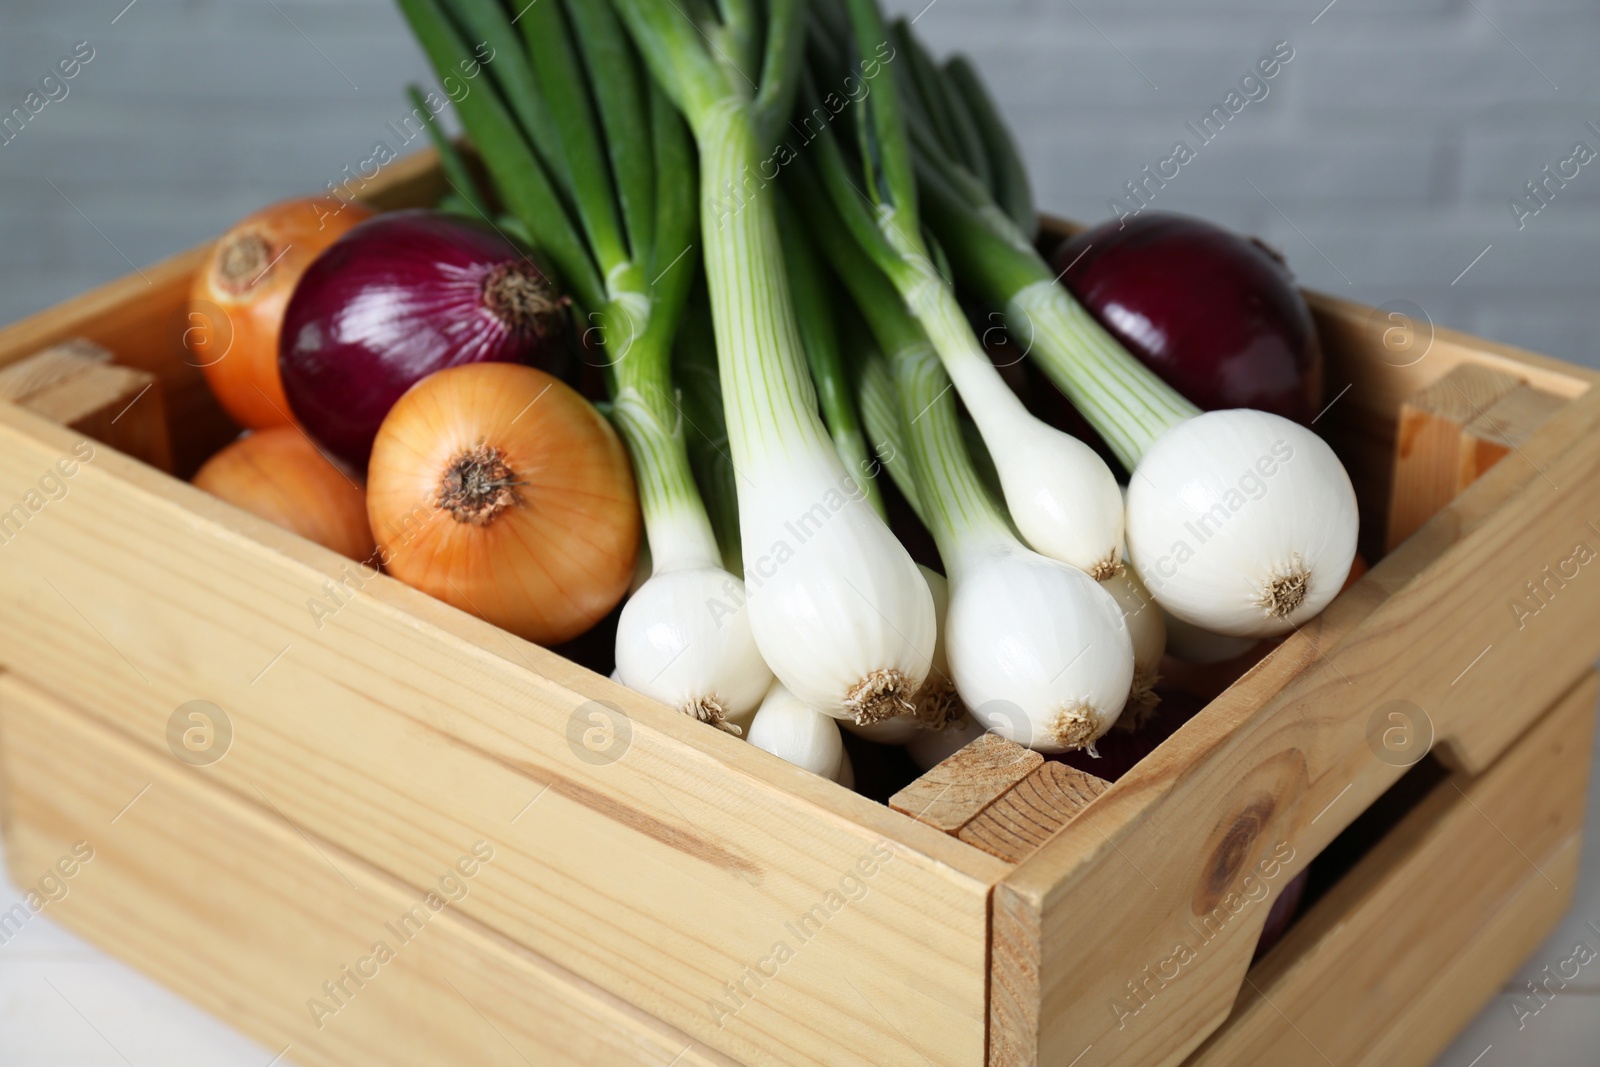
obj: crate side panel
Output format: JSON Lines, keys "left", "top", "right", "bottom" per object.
{"left": 0, "top": 674, "right": 740, "bottom": 1067}
{"left": 994, "top": 385, "right": 1600, "bottom": 1067}
{"left": 1185, "top": 672, "right": 1595, "bottom": 1065}
{"left": 0, "top": 406, "right": 1001, "bottom": 1067}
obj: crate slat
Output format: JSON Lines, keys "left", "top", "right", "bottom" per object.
{"left": 888, "top": 733, "right": 1042, "bottom": 833}
{"left": 956, "top": 762, "right": 1110, "bottom": 865}
{"left": 0, "top": 397, "right": 1004, "bottom": 1067}
{"left": 1186, "top": 671, "right": 1594, "bottom": 1065}
{"left": 0, "top": 675, "right": 737, "bottom": 1067}
{"left": 0, "top": 339, "right": 172, "bottom": 472}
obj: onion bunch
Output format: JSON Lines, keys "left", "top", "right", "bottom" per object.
{"left": 363, "top": 0, "right": 1363, "bottom": 770}
{"left": 873, "top": 9, "right": 1358, "bottom": 638}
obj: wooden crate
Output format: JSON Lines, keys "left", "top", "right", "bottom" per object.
{"left": 1, "top": 671, "right": 1591, "bottom": 1067}
{"left": 0, "top": 148, "right": 1595, "bottom": 1066}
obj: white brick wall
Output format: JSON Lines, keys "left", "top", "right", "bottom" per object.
{"left": 0, "top": 0, "right": 1595, "bottom": 375}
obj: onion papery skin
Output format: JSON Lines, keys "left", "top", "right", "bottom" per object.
{"left": 281, "top": 210, "right": 564, "bottom": 471}
{"left": 191, "top": 197, "right": 374, "bottom": 430}
{"left": 193, "top": 426, "right": 375, "bottom": 561}
{"left": 737, "top": 457, "right": 936, "bottom": 723}
{"left": 948, "top": 544, "right": 1134, "bottom": 754}
{"left": 365, "top": 363, "right": 637, "bottom": 646}
{"left": 1126, "top": 410, "right": 1358, "bottom": 638}
{"left": 1055, "top": 212, "right": 1324, "bottom": 423}
{"left": 910, "top": 565, "right": 961, "bottom": 729}
{"left": 614, "top": 565, "right": 772, "bottom": 731}
{"left": 747, "top": 681, "right": 846, "bottom": 780}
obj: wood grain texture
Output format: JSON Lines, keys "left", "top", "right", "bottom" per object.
{"left": 1387, "top": 363, "right": 1524, "bottom": 551}
{"left": 0, "top": 339, "right": 172, "bottom": 472}
{"left": 1463, "top": 384, "right": 1567, "bottom": 479}
{"left": 0, "top": 338, "right": 113, "bottom": 397}
{"left": 1186, "top": 671, "right": 1595, "bottom": 1067}
{"left": 0, "top": 674, "right": 739, "bottom": 1067}
{"left": 0, "top": 149, "right": 1008, "bottom": 1067}
{"left": 889, "top": 733, "right": 1042, "bottom": 833}
{"left": 956, "top": 762, "right": 1109, "bottom": 865}
{"left": 0, "top": 400, "right": 1003, "bottom": 1067}
{"left": 991, "top": 328, "right": 1600, "bottom": 1066}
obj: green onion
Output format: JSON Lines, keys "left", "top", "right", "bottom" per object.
{"left": 612, "top": 0, "right": 937, "bottom": 724}
{"left": 829, "top": 242, "right": 1135, "bottom": 753}
{"left": 405, "top": 84, "right": 490, "bottom": 219}
{"left": 894, "top": 15, "right": 1360, "bottom": 641}
{"left": 399, "top": 0, "right": 776, "bottom": 729}
{"left": 792, "top": 0, "right": 1126, "bottom": 577}
{"left": 775, "top": 192, "right": 882, "bottom": 515}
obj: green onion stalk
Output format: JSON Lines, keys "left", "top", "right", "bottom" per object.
{"left": 805, "top": 185, "right": 1133, "bottom": 752}
{"left": 798, "top": 0, "right": 1127, "bottom": 581}
{"left": 611, "top": 0, "right": 936, "bottom": 725}
{"left": 890, "top": 12, "right": 1358, "bottom": 640}
{"left": 397, "top": 0, "right": 772, "bottom": 729}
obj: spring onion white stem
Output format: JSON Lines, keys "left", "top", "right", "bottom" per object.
{"left": 615, "top": 0, "right": 935, "bottom": 723}
{"left": 410, "top": 0, "right": 775, "bottom": 729}
{"left": 884, "top": 339, "right": 1133, "bottom": 752}
{"left": 797, "top": 7, "right": 1124, "bottom": 578}
{"left": 897, "top": 20, "right": 1359, "bottom": 637}
{"left": 747, "top": 680, "right": 846, "bottom": 780}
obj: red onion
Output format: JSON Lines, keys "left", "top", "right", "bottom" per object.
{"left": 1052, "top": 213, "right": 1323, "bottom": 423}
{"left": 280, "top": 210, "right": 565, "bottom": 470}
{"left": 1254, "top": 869, "right": 1309, "bottom": 961}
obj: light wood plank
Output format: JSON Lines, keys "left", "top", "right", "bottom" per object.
{"left": 956, "top": 763, "right": 1109, "bottom": 865}
{"left": 1463, "top": 383, "right": 1567, "bottom": 478}
{"left": 0, "top": 399, "right": 1004, "bottom": 1067}
{"left": 1362, "top": 835, "right": 1582, "bottom": 1067}
{"left": 991, "top": 378, "right": 1600, "bottom": 1067}
{"left": 1387, "top": 364, "right": 1524, "bottom": 550}
{"left": 1186, "top": 671, "right": 1595, "bottom": 1066}
{"left": 0, "top": 242, "right": 224, "bottom": 477}
{"left": 0, "top": 343, "right": 173, "bottom": 473}
{"left": 889, "top": 734, "right": 1042, "bottom": 833}
{"left": 0, "top": 338, "right": 113, "bottom": 397}
{"left": 0, "top": 674, "right": 738, "bottom": 1067}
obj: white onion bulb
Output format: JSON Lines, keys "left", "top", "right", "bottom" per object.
{"left": 746, "top": 681, "right": 846, "bottom": 780}
{"left": 986, "top": 418, "right": 1126, "bottom": 577}
{"left": 948, "top": 543, "right": 1134, "bottom": 754}
{"left": 739, "top": 464, "right": 935, "bottom": 723}
{"left": 615, "top": 565, "right": 772, "bottom": 733}
{"left": 1126, "top": 410, "right": 1358, "bottom": 638}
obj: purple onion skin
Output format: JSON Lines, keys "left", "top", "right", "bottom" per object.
{"left": 1254, "top": 869, "right": 1309, "bottom": 962}
{"left": 280, "top": 209, "right": 563, "bottom": 470}
{"left": 1053, "top": 212, "right": 1323, "bottom": 423}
